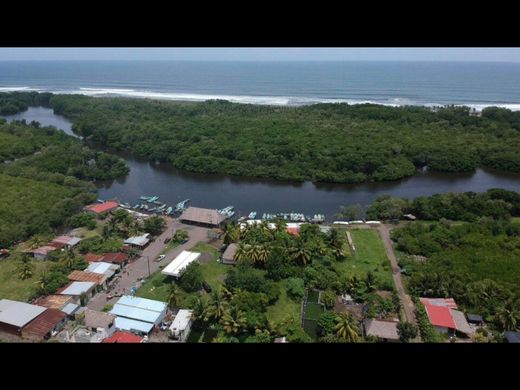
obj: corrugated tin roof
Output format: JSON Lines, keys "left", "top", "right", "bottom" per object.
{"left": 85, "top": 201, "right": 119, "bottom": 214}
{"left": 23, "top": 308, "right": 66, "bottom": 338}
{"left": 62, "top": 303, "right": 80, "bottom": 315}
{"left": 102, "top": 331, "right": 143, "bottom": 343}
{"left": 110, "top": 304, "right": 163, "bottom": 324}
{"left": 86, "top": 262, "right": 115, "bottom": 277}
{"left": 84, "top": 253, "right": 104, "bottom": 262}
{"left": 31, "top": 246, "right": 57, "bottom": 256}
{"left": 102, "top": 253, "right": 128, "bottom": 263}
{"left": 58, "top": 281, "right": 96, "bottom": 296}
{"left": 114, "top": 317, "right": 154, "bottom": 334}
{"left": 124, "top": 234, "right": 150, "bottom": 247}
{"left": 420, "top": 297, "right": 458, "bottom": 309}
{"left": 423, "top": 304, "right": 456, "bottom": 329}
{"left": 51, "top": 235, "right": 81, "bottom": 246}
{"left": 161, "top": 251, "right": 201, "bottom": 277}
{"left": 68, "top": 270, "right": 105, "bottom": 284}
{"left": 0, "top": 299, "right": 47, "bottom": 328}
{"left": 115, "top": 295, "right": 167, "bottom": 313}
{"left": 451, "top": 309, "right": 474, "bottom": 335}
{"left": 179, "top": 207, "right": 226, "bottom": 226}
{"left": 36, "top": 295, "right": 72, "bottom": 310}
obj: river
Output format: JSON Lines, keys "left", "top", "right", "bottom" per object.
{"left": 4, "top": 107, "right": 520, "bottom": 219}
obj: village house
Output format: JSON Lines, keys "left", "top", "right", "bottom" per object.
{"left": 58, "top": 281, "right": 97, "bottom": 306}
{"left": 30, "top": 245, "right": 58, "bottom": 260}
{"left": 84, "top": 309, "right": 116, "bottom": 339}
{"left": 68, "top": 270, "right": 107, "bottom": 291}
{"left": 110, "top": 295, "right": 168, "bottom": 335}
{"left": 420, "top": 298, "right": 473, "bottom": 337}
{"left": 161, "top": 251, "right": 201, "bottom": 278}
{"left": 221, "top": 243, "right": 238, "bottom": 265}
{"left": 124, "top": 233, "right": 150, "bottom": 248}
{"left": 49, "top": 235, "right": 81, "bottom": 249}
{"left": 0, "top": 299, "right": 47, "bottom": 336}
{"left": 22, "top": 308, "right": 67, "bottom": 341}
{"left": 84, "top": 201, "right": 119, "bottom": 215}
{"left": 102, "top": 331, "right": 144, "bottom": 343}
{"left": 363, "top": 319, "right": 400, "bottom": 342}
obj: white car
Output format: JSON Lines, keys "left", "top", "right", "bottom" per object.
{"left": 155, "top": 254, "right": 166, "bottom": 262}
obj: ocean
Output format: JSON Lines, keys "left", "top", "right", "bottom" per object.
{"left": 0, "top": 61, "right": 520, "bottom": 110}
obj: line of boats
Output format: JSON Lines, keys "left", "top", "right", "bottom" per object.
{"left": 244, "top": 211, "right": 325, "bottom": 223}
{"left": 122, "top": 196, "right": 191, "bottom": 215}
{"left": 218, "top": 206, "right": 235, "bottom": 218}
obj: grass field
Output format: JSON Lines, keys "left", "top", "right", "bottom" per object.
{"left": 334, "top": 228, "right": 394, "bottom": 290}
{"left": 0, "top": 257, "right": 50, "bottom": 301}
{"left": 266, "top": 280, "right": 301, "bottom": 325}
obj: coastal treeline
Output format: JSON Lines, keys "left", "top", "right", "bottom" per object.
{"left": 0, "top": 91, "right": 53, "bottom": 115}
{"left": 40, "top": 93, "right": 520, "bottom": 183}
{"left": 0, "top": 119, "right": 129, "bottom": 248}
{"left": 366, "top": 188, "right": 520, "bottom": 221}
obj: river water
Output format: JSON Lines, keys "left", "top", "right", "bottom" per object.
{"left": 4, "top": 107, "right": 520, "bottom": 219}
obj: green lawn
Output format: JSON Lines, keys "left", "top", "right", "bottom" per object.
{"left": 266, "top": 280, "right": 301, "bottom": 324}
{"left": 0, "top": 257, "right": 50, "bottom": 301}
{"left": 305, "top": 302, "right": 324, "bottom": 320}
{"left": 334, "top": 228, "right": 394, "bottom": 290}
{"left": 160, "top": 240, "right": 180, "bottom": 256}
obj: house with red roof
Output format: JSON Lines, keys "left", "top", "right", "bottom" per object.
{"left": 102, "top": 331, "right": 144, "bottom": 343}
{"left": 83, "top": 253, "right": 104, "bottom": 263}
{"left": 84, "top": 201, "right": 119, "bottom": 215}
{"left": 420, "top": 297, "right": 474, "bottom": 337}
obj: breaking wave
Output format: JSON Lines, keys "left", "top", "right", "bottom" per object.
{"left": 1, "top": 86, "right": 520, "bottom": 111}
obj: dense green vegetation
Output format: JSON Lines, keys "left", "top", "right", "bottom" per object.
{"left": 0, "top": 173, "right": 90, "bottom": 248}
{"left": 0, "top": 91, "right": 52, "bottom": 115}
{"left": 42, "top": 93, "right": 520, "bottom": 183}
{"left": 367, "top": 188, "right": 520, "bottom": 221}
{"left": 0, "top": 118, "right": 129, "bottom": 248}
{"left": 394, "top": 218, "right": 520, "bottom": 333}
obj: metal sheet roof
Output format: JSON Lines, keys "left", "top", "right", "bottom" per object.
{"left": 110, "top": 304, "right": 163, "bottom": 324}
{"left": 115, "top": 295, "right": 167, "bottom": 313}
{"left": 62, "top": 303, "right": 80, "bottom": 315}
{"left": 124, "top": 234, "right": 150, "bottom": 247}
{"left": 0, "top": 299, "right": 47, "bottom": 328}
{"left": 114, "top": 317, "right": 154, "bottom": 334}
{"left": 59, "top": 281, "right": 96, "bottom": 296}
{"left": 86, "top": 262, "right": 116, "bottom": 278}
{"left": 161, "top": 251, "right": 201, "bottom": 277}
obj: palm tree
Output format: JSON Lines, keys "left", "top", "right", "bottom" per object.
{"left": 167, "top": 284, "right": 180, "bottom": 310}
{"left": 221, "top": 222, "right": 240, "bottom": 245}
{"left": 61, "top": 254, "right": 76, "bottom": 271}
{"left": 17, "top": 261, "right": 34, "bottom": 280}
{"left": 328, "top": 228, "right": 344, "bottom": 250}
{"left": 495, "top": 300, "right": 519, "bottom": 331}
{"left": 35, "top": 270, "right": 49, "bottom": 291}
{"left": 289, "top": 238, "right": 312, "bottom": 265}
{"left": 206, "top": 288, "right": 228, "bottom": 322}
{"left": 335, "top": 312, "right": 360, "bottom": 342}
{"left": 28, "top": 235, "right": 46, "bottom": 249}
{"left": 101, "top": 224, "right": 111, "bottom": 242}
{"left": 255, "top": 245, "right": 270, "bottom": 265}
{"left": 274, "top": 219, "right": 287, "bottom": 234}
{"left": 190, "top": 296, "right": 208, "bottom": 323}
{"left": 221, "top": 305, "right": 247, "bottom": 334}
{"left": 234, "top": 242, "right": 251, "bottom": 263}
{"left": 365, "top": 271, "right": 377, "bottom": 292}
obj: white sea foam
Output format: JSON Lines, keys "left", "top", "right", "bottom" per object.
{"left": 2, "top": 85, "right": 520, "bottom": 111}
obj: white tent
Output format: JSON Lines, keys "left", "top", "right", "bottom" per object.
{"left": 161, "top": 251, "right": 201, "bottom": 278}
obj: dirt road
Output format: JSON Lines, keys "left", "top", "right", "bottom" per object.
{"left": 377, "top": 224, "right": 419, "bottom": 331}
{"left": 87, "top": 218, "right": 212, "bottom": 311}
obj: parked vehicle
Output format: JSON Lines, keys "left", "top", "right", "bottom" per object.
{"left": 155, "top": 254, "right": 166, "bottom": 262}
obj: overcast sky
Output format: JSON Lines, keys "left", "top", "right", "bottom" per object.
{"left": 0, "top": 48, "right": 519, "bottom": 62}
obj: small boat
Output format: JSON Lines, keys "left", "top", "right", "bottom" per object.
{"left": 248, "top": 211, "right": 257, "bottom": 219}
{"left": 147, "top": 196, "right": 159, "bottom": 203}
{"left": 158, "top": 204, "right": 167, "bottom": 211}
{"left": 97, "top": 199, "right": 105, "bottom": 203}
{"left": 139, "top": 204, "right": 145, "bottom": 210}
{"left": 140, "top": 196, "right": 151, "bottom": 200}
{"left": 133, "top": 204, "right": 140, "bottom": 209}
{"left": 166, "top": 206, "right": 173, "bottom": 214}
{"left": 120, "top": 203, "right": 130, "bottom": 209}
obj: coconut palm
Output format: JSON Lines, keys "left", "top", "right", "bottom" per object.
{"left": 28, "top": 235, "right": 46, "bottom": 249}
{"left": 190, "top": 296, "right": 208, "bottom": 323}
{"left": 335, "top": 312, "right": 360, "bottom": 342}
{"left": 254, "top": 245, "right": 270, "bottom": 265}
{"left": 365, "top": 271, "right": 377, "bottom": 292}
{"left": 234, "top": 242, "right": 251, "bottom": 263}
{"left": 221, "top": 305, "right": 247, "bottom": 334}
{"left": 289, "top": 238, "right": 312, "bottom": 265}
{"left": 167, "top": 284, "right": 180, "bottom": 309}
{"left": 206, "top": 288, "right": 228, "bottom": 322}
{"left": 328, "top": 228, "right": 344, "bottom": 250}
{"left": 274, "top": 219, "right": 287, "bottom": 234}
{"left": 221, "top": 222, "right": 240, "bottom": 245}
{"left": 61, "top": 254, "right": 76, "bottom": 271}
{"left": 17, "top": 261, "right": 34, "bottom": 280}
{"left": 495, "top": 300, "right": 519, "bottom": 331}
{"left": 35, "top": 270, "right": 49, "bottom": 291}
{"left": 101, "top": 224, "right": 111, "bottom": 241}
